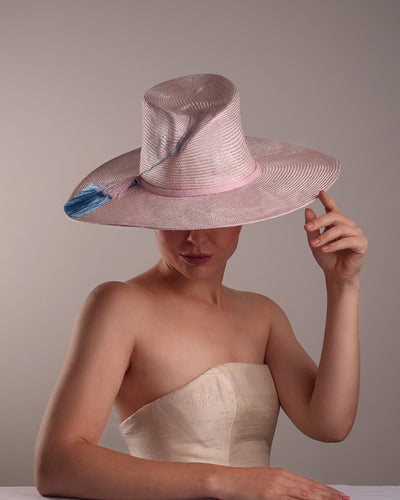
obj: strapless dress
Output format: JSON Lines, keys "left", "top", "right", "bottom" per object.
{"left": 119, "top": 362, "right": 279, "bottom": 467}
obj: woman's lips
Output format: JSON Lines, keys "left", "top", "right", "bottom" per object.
{"left": 181, "top": 253, "right": 213, "bottom": 265}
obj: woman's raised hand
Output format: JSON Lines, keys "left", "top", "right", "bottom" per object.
{"left": 304, "top": 190, "right": 368, "bottom": 284}
{"left": 218, "top": 466, "right": 350, "bottom": 499}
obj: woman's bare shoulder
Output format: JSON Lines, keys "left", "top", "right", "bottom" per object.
{"left": 80, "top": 278, "right": 154, "bottom": 331}
{"left": 90, "top": 280, "right": 131, "bottom": 298}
{"left": 224, "top": 286, "right": 281, "bottom": 312}
{"left": 89, "top": 273, "right": 155, "bottom": 303}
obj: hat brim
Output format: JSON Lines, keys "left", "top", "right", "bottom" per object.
{"left": 65, "top": 136, "right": 341, "bottom": 230}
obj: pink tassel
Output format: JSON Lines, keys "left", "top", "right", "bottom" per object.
{"left": 102, "top": 176, "right": 138, "bottom": 199}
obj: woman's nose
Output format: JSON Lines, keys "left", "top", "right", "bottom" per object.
{"left": 186, "top": 230, "right": 208, "bottom": 246}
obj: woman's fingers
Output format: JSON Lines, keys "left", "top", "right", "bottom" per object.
{"left": 267, "top": 468, "right": 349, "bottom": 499}
{"left": 309, "top": 224, "right": 364, "bottom": 249}
{"left": 303, "top": 190, "right": 368, "bottom": 280}
{"left": 287, "top": 472, "right": 349, "bottom": 499}
{"left": 305, "top": 212, "right": 357, "bottom": 234}
{"left": 318, "top": 189, "right": 341, "bottom": 214}
{"left": 304, "top": 191, "right": 356, "bottom": 234}
{"left": 320, "top": 235, "right": 368, "bottom": 254}
{"left": 225, "top": 466, "right": 350, "bottom": 500}
{"left": 304, "top": 208, "right": 321, "bottom": 242}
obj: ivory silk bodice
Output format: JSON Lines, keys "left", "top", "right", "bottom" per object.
{"left": 119, "top": 362, "right": 279, "bottom": 467}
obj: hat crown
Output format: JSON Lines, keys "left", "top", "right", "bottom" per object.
{"left": 139, "top": 74, "right": 256, "bottom": 193}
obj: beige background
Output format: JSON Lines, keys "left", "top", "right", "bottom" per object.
{"left": 1, "top": 0, "right": 399, "bottom": 487}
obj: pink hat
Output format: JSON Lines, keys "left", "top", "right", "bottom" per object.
{"left": 64, "top": 73, "right": 341, "bottom": 229}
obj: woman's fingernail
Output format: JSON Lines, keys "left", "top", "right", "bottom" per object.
{"left": 305, "top": 222, "right": 314, "bottom": 229}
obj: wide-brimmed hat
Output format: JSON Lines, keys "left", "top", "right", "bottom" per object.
{"left": 64, "top": 73, "right": 341, "bottom": 230}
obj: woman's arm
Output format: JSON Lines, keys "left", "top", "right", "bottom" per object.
{"left": 34, "top": 281, "right": 217, "bottom": 500}
{"left": 308, "top": 277, "right": 360, "bottom": 440}
{"left": 36, "top": 441, "right": 218, "bottom": 500}
{"left": 265, "top": 190, "right": 367, "bottom": 442}
{"left": 265, "top": 278, "right": 360, "bottom": 442}
{"left": 305, "top": 190, "right": 367, "bottom": 439}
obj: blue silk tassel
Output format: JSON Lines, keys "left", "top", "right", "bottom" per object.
{"left": 64, "top": 116, "right": 200, "bottom": 218}
{"left": 64, "top": 183, "right": 112, "bottom": 218}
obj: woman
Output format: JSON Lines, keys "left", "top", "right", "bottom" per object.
{"left": 35, "top": 74, "right": 367, "bottom": 500}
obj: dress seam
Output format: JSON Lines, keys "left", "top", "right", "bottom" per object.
{"left": 217, "top": 366, "right": 238, "bottom": 466}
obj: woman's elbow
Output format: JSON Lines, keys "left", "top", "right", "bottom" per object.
{"left": 331, "top": 422, "right": 355, "bottom": 442}
{"left": 34, "top": 456, "right": 55, "bottom": 496}
{"left": 35, "top": 475, "right": 54, "bottom": 498}
{"left": 34, "top": 441, "right": 73, "bottom": 497}
{"left": 320, "top": 429, "right": 350, "bottom": 443}
{"left": 34, "top": 447, "right": 60, "bottom": 496}
{"left": 311, "top": 421, "right": 354, "bottom": 443}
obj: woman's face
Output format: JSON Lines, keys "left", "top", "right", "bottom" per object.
{"left": 154, "top": 226, "right": 242, "bottom": 280}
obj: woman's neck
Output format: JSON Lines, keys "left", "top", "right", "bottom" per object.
{"left": 154, "top": 259, "right": 227, "bottom": 307}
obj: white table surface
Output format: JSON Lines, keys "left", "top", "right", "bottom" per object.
{"left": 1, "top": 486, "right": 400, "bottom": 500}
